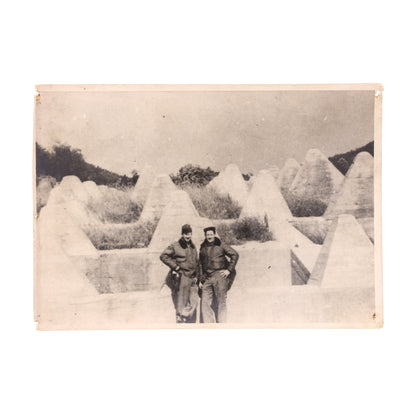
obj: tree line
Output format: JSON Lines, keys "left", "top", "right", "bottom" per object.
{"left": 329, "top": 141, "right": 374, "bottom": 175}
{"left": 36, "top": 140, "right": 374, "bottom": 188}
{"left": 36, "top": 143, "right": 138, "bottom": 188}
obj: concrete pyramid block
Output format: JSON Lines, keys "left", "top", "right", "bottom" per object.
{"left": 264, "top": 165, "right": 280, "bottom": 181}
{"left": 148, "top": 190, "right": 210, "bottom": 251}
{"left": 35, "top": 220, "right": 98, "bottom": 327}
{"left": 38, "top": 202, "right": 98, "bottom": 258}
{"left": 289, "top": 217, "right": 330, "bottom": 245}
{"left": 36, "top": 231, "right": 97, "bottom": 300}
{"left": 48, "top": 175, "right": 90, "bottom": 206}
{"left": 357, "top": 217, "right": 374, "bottom": 243}
{"left": 208, "top": 163, "right": 248, "bottom": 206}
{"left": 278, "top": 158, "right": 300, "bottom": 197}
{"left": 325, "top": 152, "right": 374, "bottom": 219}
{"left": 308, "top": 214, "right": 374, "bottom": 288}
{"left": 58, "top": 199, "right": 101, "bottom": 227}
{"left": 289, "top": 149, "right": 344, "bottom": 206}
{"left": 139, "top": 174, "right": 177, "bottom": 222}
{"left": 36, "top": 176, "right": 56, "bottom": 211}
{"left": 268, "top": 219, "right": 321, "bottom": 273}
{"left": 240, "top": 170, "right": 292, "bottom": 224}
{"left": 131, "top": 164, "right": 157, "bottom": 204}
{"left": 291, "top": 250, "right": 311, "bottom": 285}
{"left": 239, "top": 169, "right": 320, "bottom": 273}
{"left": 82, "top": 180, "right": 102, "bottom": 203}
{"left": 98, "top": 184, "right": 108, "bottom": 193}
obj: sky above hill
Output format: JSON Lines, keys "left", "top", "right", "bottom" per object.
{"left": 36, "top": 89, "right": 374, "bottom": 176}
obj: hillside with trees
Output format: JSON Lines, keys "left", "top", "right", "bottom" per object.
{"left": 329, "top": 141, "right": 374, "bottom": 175}
{"left": 36, "top": 140, "right": 375, "bottom": 189}
{"left": 36, "top": 143, "right": 138, "bottom": 188}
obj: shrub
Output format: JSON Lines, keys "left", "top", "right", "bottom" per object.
{"left": 87, "top": 188, "right": 143, "bottom": 223}
{"left": 83, "top": 220, "right": 157, "bottom": 250}
{"left": 170, "top": 164, "right": 219, "bottom": 186}
{"left": 216, "top": 222, "right": 241, "bottom": 245}
{"left": 216, "top": 217, "right": 273, "bottom": 245}
{"left": 242, "top": 172, "right": 253, "bottom": 181}
{"left": 181, "top": 185, "right": 242, "bottom": 219}
{"left": 232, "top": 217, "right": 274, "bottom": 242}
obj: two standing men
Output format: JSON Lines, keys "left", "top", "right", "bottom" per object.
{"left": 160, "top": 224, "right": 239, "bottom": 323}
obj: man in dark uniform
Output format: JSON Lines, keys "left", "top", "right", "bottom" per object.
{"left": 160, "top": 224, "right": 199, "bottom": 323}
{"left": 199, "top": 226, "right": 239, "bottom": 323}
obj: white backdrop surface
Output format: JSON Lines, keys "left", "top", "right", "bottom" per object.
{"left": 0, "top": 1, "right": 413, "bottom": 415}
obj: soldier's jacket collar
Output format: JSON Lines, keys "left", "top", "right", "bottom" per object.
{"left": 179, "top": 237, "right": 195, "bottom": 249}
{"left": 200, "top": 237, "right": 222, "bottom": 248}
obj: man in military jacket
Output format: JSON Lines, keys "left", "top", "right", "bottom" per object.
{"left": 160, "top": 224, "right": 199, "bottom": 323}
{"left": 199, "top": 226, "right": 239, "bottom": 323}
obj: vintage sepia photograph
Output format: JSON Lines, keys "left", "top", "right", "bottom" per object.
{"left": 34, "top": 84, "right": 382, "bottom": 329}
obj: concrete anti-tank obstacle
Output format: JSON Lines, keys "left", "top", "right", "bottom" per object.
{"left": 325, "top": 151, "right": 374, "bottom": 219}
{"left": 269, "top": 219, "right": 321, "bottom": 273}
{"left": 278, "top": 158, "right": 300, "bottom": 198}
{"left": 289, "top": 149, "right": 344, "bottom": 207}
{"left": 48, "top": 175, "right": 90, "bottom": 206}
{"left": 36, "top": 176, "right": 56, "bottom": 211}
{"left": 139, "top": 174, "right": 177, "bottom": 222}
{"left": 131, "top": 164, "right": 157, "bottom": 204}
{"left": 148, "top": 190, "right": 210, "bottom": 252}
{"left": 208, "top": 163, "right": 248, "bottom": 206}
{"left": 46, "top": 176, "right": 101, "bottom": 227}
{"left": 39, "top": 176, "right": 100, "bottom": 268}
{"left": 290, "top": 250, "right": 311, "bottom": 285}
{"left": 240, "top": 170, "right": 292, "bottom": 224}
{"left": 34, "top": 229, "right": 99, "bottom": 328}
{"left": 46, "top": 178, "right": 101, "bottom": 228}
{"left": 239, "top": 170, "right": 320, "bottom": 274}
{"left": 308, "top": 214, "right": 374, "bottom": 288}
{"left": 59, "top": 199, "right": 101, "bottom": 227}
{"left": 289, "top": 217, "right": 330, "bottom": 245}
{"left": 35, "top": 194, "right": 99, "bottom": 328}
{"left": 264, "top": 165, "right": 280, "bottom": 181}
{"left": 98, "top": 184, "right": 108, "bottom": 193}
{"left": 82, "top": 180, "right": 102, "bottom": 203}
{"left": 38, "top": 202, "right": 99, "bottom": 257}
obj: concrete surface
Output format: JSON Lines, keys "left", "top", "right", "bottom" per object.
{"left": 139, "top": 174, "right": 177, "bottom": 222}
{"left": 208, "top": 163, "right": 248, "bottom": 206}
{"left": 289, "top": 149, "right": 344, "bottom": 206}
{"left": 308, "top": 214, "right": 374, "bottom": 288}
{"left": 240, "top": 170, "right": 292, "bottom": 223}
{"left": 325, "top": 152, "right": 374, "bottom": 219}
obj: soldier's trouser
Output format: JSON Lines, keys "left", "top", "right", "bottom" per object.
{"left": 172, "top": 274, "right": 197, "bottom": 323}
{"left": 201, "top": 271, "right": 228, "bottom": 323}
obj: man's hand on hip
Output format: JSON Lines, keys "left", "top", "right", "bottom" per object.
{"left": 219, "top": 269, "right": 230, "bottom": 278}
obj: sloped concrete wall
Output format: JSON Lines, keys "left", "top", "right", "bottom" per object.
{"left": 208, "top": 163, "right": 248, "bottom": 205}
{"left": 308, "top": 215, "right": 374, "bottom": 288}
{"left": 325, "top": 152, "right": 374, "bottom": 219}
{"left": 289, "top": 149, "right": 344, "bottom": 206}
{"left": 232, "top": 242, "right": 291, "bottom": 289}
{"left": 278, "top": 158, "right": 300, "bottom": 197}
{"left": 81, "top": 249, "right": 151, "bottom": 293}
{"left": 78, "top": 241, "right": 292, "bottom": 295}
